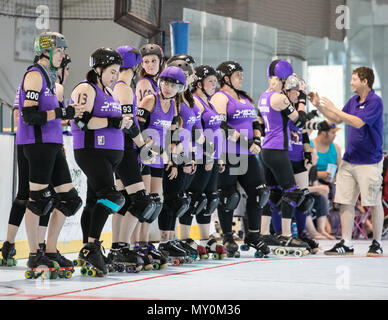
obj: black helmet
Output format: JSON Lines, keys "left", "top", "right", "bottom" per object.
{"left": 167, "top": 54, "right": 195, "bottom": 65}
{"left": 89, "top": 47, "right": 123, "bottom": 69}
{"left": 139, "top": 43, "right": 164, "bottom": 60}
{"left": 216, "top": 61, "right": 243, "bottom": 83}
{"left": 167, "top": 59, "right": 194, "bottom": 76}
{"left": 193, "top": 65, "right": 216, "bottom": 86}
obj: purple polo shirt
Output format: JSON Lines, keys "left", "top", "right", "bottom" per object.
{"left": 342, "top": 89, "right": 383, "bottom": 164}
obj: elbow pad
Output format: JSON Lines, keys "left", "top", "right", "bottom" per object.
{"left": 293, "top": 110, "right": 307, "bottom": 129}
{"left": 21, "top": 106, "right": 47, "bottom": 126}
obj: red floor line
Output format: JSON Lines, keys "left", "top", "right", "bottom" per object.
{"left": 27, "top": 255, "right": 388, "bottom": 301}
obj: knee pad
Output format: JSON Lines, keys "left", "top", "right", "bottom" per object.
{"left": 203, "top": 192, "right": 219, "bottom": 217}
{"left": 298, "top": 191, "right": 315, "bottom": 214}
{"left": 96, "top": 187, "right": 125, "bottom": 214}
{"left": 172, "top": 192, "right": 191, "bottom": 219}
{"left": 247, "top": 184, "right": 270, "bottom": 210}
{"left": 282, "top": 187, "right": 306, "bottom": 208}
{"left": 218, "top": 187, "right": 240, "bottom": 212}
{"left": 27, "top": 187, "right": 55, "bottom": 217}
{"left": 117, "top": 190, "right": 130, "bottom": 216}
{"left": 268, "top": 187, "right": 283, "bottom": 209}
{"left": 144, "top": 193, "right": 163, "bottom": 223}
{"left": 187, "top": 192, "right": 208, "bottom": 216}
{"left": 55, "top": 188, "right": 83, "bottom": 217}
{"left": 128, "top": 190, "right": 156, "bottom": 221}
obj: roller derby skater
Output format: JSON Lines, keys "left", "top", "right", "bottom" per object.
{"left": 210, "top": 61, "right": 268, "bottom": 259}
{"left": 259, "top": 60, "right": 312, "bottom": 255}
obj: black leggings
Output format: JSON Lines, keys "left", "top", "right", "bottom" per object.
{"left": 158, "top": 165, "right": 193, "bottom": 232}
{"left": 179, "top": 162, "right": 219, "bottom": 226}
{"left": 8, "top": 145, "right": 51, "bottom": 228}
{"left": 217, "top": 154, "right": 266, "bottom": 234}
{"left": 75, "top": 148, "right": 123, "bottom": 243}
{"left": 260, "top": 148, "right": 297, "bottom": 219}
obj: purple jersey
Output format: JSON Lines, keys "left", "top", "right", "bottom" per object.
{"left": 179, "top": 101, "right": 197, "bottom": 156}
{"left": 219, "top": 91, "right": 256, "bottom": 155}
{"left": 16, "top": 65, "right": 63, "bottom": 145}
{"left": 258, "top": 90, "right": 291, "bottom": 151}
{"left": 141, "top": 93, "right": 175, "bottom": 168}
{"left": 194, "top": 94, "right": 222, "bottom": 159}
{"left": 71, "top": 80, "right": 123, "bottom": 150}
{"left": 192, "top": 102, "right": 204, "bottom": 160}
{"left": 288, "top": 120, "right": 304, "bottom": 162}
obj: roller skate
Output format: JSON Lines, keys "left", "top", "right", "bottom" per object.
{"left": 261, "top": 234, "right": 283, "bottom": 255}
{"left": 111, "top": 245, "right": 144, "bottom": 273}
{"left": 183, "top": 238, "right": 207, "bottom": 260}
{"left": 241, "top": 232, "right": 270, "bottom": 258}
{"left": 158, "top": 241, "right": 187, "bottom": 266}
{"left": 145, "top": 242, "right": 168, "bottom": 270}
{"left": 73, "top": 240, "right": 108, "bottom": 277}
{"left": 196, "top": 240, "right": 209, "bottom": 260}
{"left": 133, "top": 242, "right": 154, "bottom": 270}
{"left": 25, "top": 249, "right": 59, "bottom": 279}
{"left": 175, "top": 239, "right": 198, "bottom": 262}
{"left": 45, "top": 251, "right": 74, "bottom": 279}
{"left": 204, "top": 238, "right": 226, "bottom": 260}
{"left": 0, "top": 241, "right": 17, "bottom": 267}
{"left": 298, "top": 231, "right": 319, "bottom": 254}
{"left": 222, "top": 232, "right": 240, "bottom": 258}
{"left": 276, "top": 235, "right": 310, "bottom": 257}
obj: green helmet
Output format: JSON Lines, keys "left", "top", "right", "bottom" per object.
{"left": 34, "top": 32, "right": 67, "bottom": 56}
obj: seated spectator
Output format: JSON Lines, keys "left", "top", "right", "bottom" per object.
{"left": 305, "top": 148, "right": 336, "bottom": 239}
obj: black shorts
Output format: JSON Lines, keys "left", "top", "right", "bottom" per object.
{"left": 75, "top": 148, "right": 123, "bottom": 195}
{"left": 141, "top": 165, "right": 164, "bottom": 178}
{"left": 115, "top": 147, "right": 143, "bottom": 186}
{"left": 23, "top": 143, "right": 72, "bottom": 187}
{"left": 260, "top": 149, "right": 296, "bottom": 189}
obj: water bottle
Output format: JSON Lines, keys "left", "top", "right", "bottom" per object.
{"left": 291, "top": 222, "right": 298, "bottom": 238}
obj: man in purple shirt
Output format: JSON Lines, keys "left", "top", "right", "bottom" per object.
{"left": 309, "top": 67, "right": 384, "bottom": 256}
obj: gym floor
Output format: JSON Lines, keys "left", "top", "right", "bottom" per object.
{"left": 0, "top": 240, "right": 387, "bottom": 300}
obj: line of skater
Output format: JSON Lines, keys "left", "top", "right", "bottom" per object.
{"left": 1, "top": 30, "right": 383, "bottom": 279}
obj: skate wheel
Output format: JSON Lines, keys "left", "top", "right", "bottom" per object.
{"left": 240, "top": 244, "right": 249, "bottom": 251}
{"left": 25, "top": 271, "right": 33, "bottom": 279}
{"left": 152, "top": 263, "right": 160, "bottom": 270}
{"left": 87, "top": 269, "right": 96, "bottom": 277}
{"left": 212, "top": 253, "right": 220, "bottom": 260}
{"left": 80, "top": 267, "right": 88, "bottom": 276}
{"left": 200, "top": 254, "right": 209, "bottom": 260}
{"left": 294, "top": 250, "right": 303, "bottom": 257}
{"left": 65, "top": 270, "right": 72, "bottom": 279}
{"left": 234, "top": 251, "right": 241, "bottom": 258}
{"left": 117, "top": 264, "right": 124, "bottom": 273}
{"left": 275, "top": 248, "right": 287, "bottom": 256}
{"left": 13, "top": 259, "right": 17, "bottom": 266}
{"left": 6, "top": 259, "right": 15, "bottom": 267}
{"left": 254, "top": 251, "right": 264, "bottom": 258}
{"left": 50, "top": 271, "right": 58, "bottom": 280}
{"left": 73, "top": 259, "right": 83, "bottom": 267}
{"left": 144, "top": 264, "right": 153, "bottom": 271}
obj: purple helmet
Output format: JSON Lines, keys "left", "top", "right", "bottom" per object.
{"left": 116, "top": 45, "right": 142, "bottom": 69}
{"left": 267, "top": 59, "right": 293, "bottom": 79}
{"left": 158, "top": 66, "right": 186, "bottom": 92}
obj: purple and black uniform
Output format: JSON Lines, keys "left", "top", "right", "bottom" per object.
{"left": 140, "top": 93, "right": 175, "bottom": 170}
{"left": 216, "top": 90, "right": 267, "bottom": 235}
{"left": 71, "top": 80, "right": 124, "bottom": 243}
{"left": 17, "top": 64, "right": 72, "bottom": 187}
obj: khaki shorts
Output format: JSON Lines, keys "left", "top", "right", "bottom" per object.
{"left": 334, "top": 158, "right": 383, "bottom": 206}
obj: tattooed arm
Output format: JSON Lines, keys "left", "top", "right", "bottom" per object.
{"left": 135, "top": 78, "right": 155, "bottom": 104}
